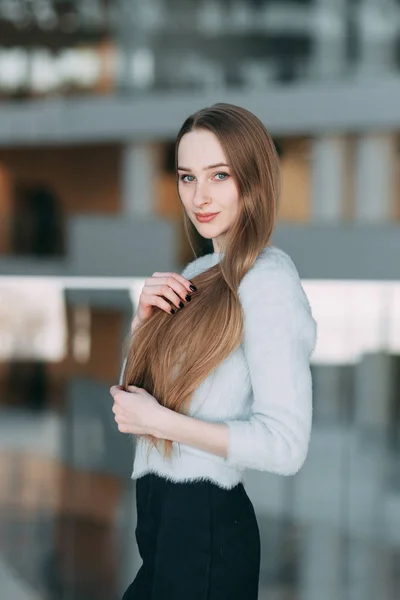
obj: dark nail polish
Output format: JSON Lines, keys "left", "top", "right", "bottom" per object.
{"left": 170, "top": 308, "right": 175, "bottom": 314}
{"left": 185, "top": 294, "right": 192, "bottom": 302}
{"left": 179, "top": 301, "right": 184, "bottom": 309}
{"left": 189, "top": 284, "right": 197, "bottom": 292}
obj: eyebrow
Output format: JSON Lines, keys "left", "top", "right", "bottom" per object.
{"left": 177, "top": 162, "right": 230, "bottom": 172}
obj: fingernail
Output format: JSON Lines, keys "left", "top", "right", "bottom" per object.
{"left": 189, "top": 284, "right": 197, "bottom": 292}
{"left": 185, "top": 294, "right": 191, "bottom": 302}
{"left": 179, "top": 301, "right": 184, "bottom": 309}
{"left": 170, "top": 308, "right": 175, "bottom": 314}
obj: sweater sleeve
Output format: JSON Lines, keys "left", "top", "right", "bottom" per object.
{"left": 224, "top": 258, "right": 317, "bottom": 476}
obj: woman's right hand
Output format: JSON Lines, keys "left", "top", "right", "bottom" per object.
{"left": 132, "top": 272, "right": 197, "bottom": 331}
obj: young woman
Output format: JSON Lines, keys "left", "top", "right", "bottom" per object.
{"left": 110, "top": 103, "right": 317, "bottom": 599}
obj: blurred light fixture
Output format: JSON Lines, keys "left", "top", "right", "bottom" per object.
{"left": 72, "top": 47, "right": 101, "bottom": 87}
{"left": 72, "top": 304, "right": 91, "bottom": 363}
{"left": 23, "top": 46, "right": 103, "bottom": 91}
{"left": 133, "top": 0, "right": 167, "bottom": 32}
{"left": 355, "top": 0, "right": 399, "bottom": 78}
{"left": 130, "top": 47, "right": 155, "bottom": 90}
{"left": 57, "top": 47, "right": 79, "bottom": 84}
{"left": 74, "top": 0, "right": 105, "bottom": 31}
{"left": 30, "top": 49, "right": 60, "bottom": 93}
{"left": 0, "top": 280, "right": 67, "bottom": 361}
{"left": 0, "top": 47, "right": 29, "bottom": 91}
{"left": 229, "top": 0, "right": 254, "bottom": 33}
{"left": 197, "top": 0, "right": 224, "bottom": 35}
{"left": 31, "top": 0, "right": 58, "bottom": 30}
{"left": 308, "top": 1, "right": 347, "bottom": 80}
{"left": 0, "top": 0, "right": 30, "bottom": 27}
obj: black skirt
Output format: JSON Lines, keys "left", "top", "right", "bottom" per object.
{"left": 122, "top": 473, "right": 260, "bottom": 600}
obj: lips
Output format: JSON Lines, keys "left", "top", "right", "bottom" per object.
{"left": 195, "top": 212, "right": 219, "bottom": 222}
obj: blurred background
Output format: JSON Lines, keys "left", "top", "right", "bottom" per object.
{"left": 0, "top": 0, "right": 400, "bottom": 598}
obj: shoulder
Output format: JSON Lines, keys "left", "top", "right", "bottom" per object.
{"left": 238, "top": 245, "right": 302, "bottom": 300}
{"left": 180, "top": 252, "right": 218, "bottom": 279}
{"left": 239, "top": 246, "right": 317, "bottom": 350}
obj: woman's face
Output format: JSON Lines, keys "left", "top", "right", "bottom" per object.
{"left": 177, "top": 129, "right": 240, "bottom": 253}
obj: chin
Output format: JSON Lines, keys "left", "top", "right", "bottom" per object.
{"left": 197, "top": 227, "right": 221, "bottom": 238}
{"left": 195, "top": 229, "right": 212, "bottom": 239}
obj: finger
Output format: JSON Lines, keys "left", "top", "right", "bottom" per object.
{"left": 113, "top": 410, "right": 127, "bottom": 423}
{"left": 141, "top": 291, "right": 177, "bottom": 315}
{"left": 117, "top": 423, "right": 130, "bottom": 434}
{"left": 110, "top": 385, "right": 124, "bottom": 397}
{"left": 146, "top": 275, "right": 194, "bottom": 304}
{"left": 152, "top": 272, "right": 197, "bottom": 294}
{"left": 115, "top": 413, "right": 130, "bottom": 428}
{"left": 152, "top": 284, "right": 188, "bottom": 309}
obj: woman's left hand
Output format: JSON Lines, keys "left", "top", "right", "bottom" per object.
{"left": 110, "top": 385, "right": 163, "bottom": 436}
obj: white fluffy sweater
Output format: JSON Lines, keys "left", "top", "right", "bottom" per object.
{"left": 120, "top": 246, "right": 317, "bottom": 489}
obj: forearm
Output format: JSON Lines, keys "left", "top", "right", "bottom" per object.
{"left": 152, "top": 407, "right": 229, "bottom": 459}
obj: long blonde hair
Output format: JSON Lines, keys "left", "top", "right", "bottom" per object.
{"left": 122, "top": 103, "right": 280, "bottom": 459}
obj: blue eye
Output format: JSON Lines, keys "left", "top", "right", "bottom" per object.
{"left": 180, "top": 174, "right": 195, "bottom": 182}
{"left": 179, "top": 172, "right": 228, "bottom": 182}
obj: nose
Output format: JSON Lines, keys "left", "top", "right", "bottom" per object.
{"left": 192, "top": 178, "right": 211, "bottom": 207}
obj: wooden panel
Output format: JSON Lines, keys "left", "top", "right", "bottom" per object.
{"left": 278, "top": 138, "right": 311, "bottom": 222}
{"left": 0, "top": 162, "right": 12, "bottom": 254}
{"left": 0, "top": 144, "right": 121, "bottom": 215}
